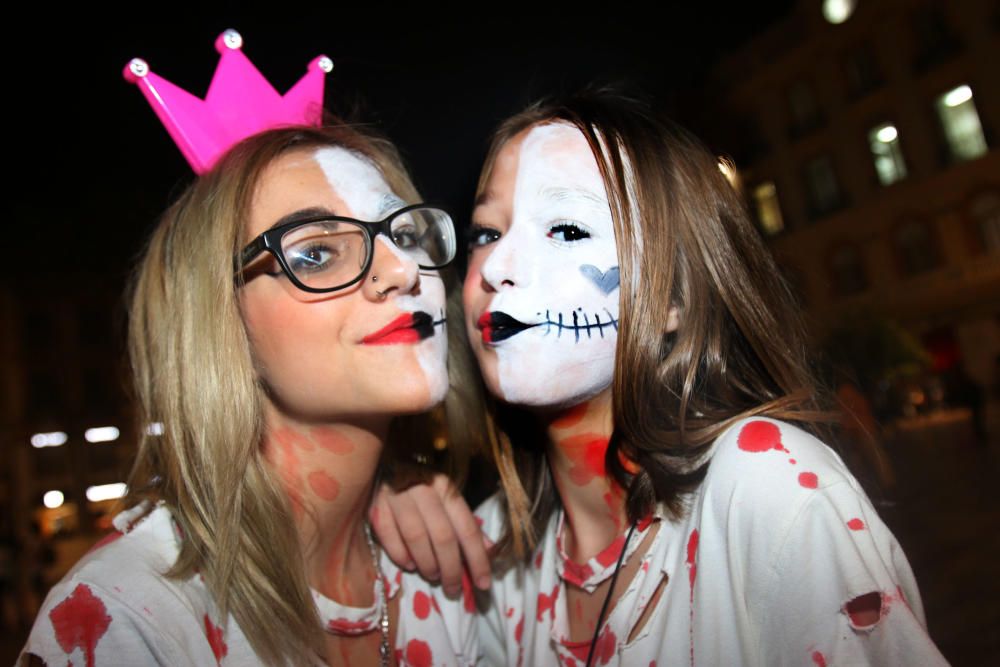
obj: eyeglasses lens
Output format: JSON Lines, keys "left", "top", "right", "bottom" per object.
{"left": 390, "top": 207, "right": 456, "bottom": 267}
{"left": 281, "top": 223, "right": 369, "bottom": 290}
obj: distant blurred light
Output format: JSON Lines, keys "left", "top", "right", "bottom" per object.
{"left": 943, "top": 85, "right": 973, "bottom": 108}
{"left": 84, "top": 426, "right": 120, "bottom": 443}
{"left": 145, "top": 422, "right": 164, "bottom": 436}
{"left": 43, "top": 490, "right": 65, "bottom": 509}
{"left": 876, "top": 125, "right": 898, "bottom": 143}
{"left": 86, "top": 483, "right": 127, "bottom": 502}
{"left": 823, "top": 0, "right": 856, "bottom": 24}
{"left": 31, "top": 431, "right": 68, "bottom": 448}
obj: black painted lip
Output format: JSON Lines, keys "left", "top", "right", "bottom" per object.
{"left": 481, "top": 311, "right": 535, "bottom": 343}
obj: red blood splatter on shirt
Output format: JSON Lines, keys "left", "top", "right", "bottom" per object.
{"left": 737, "top": 420, "right": 788, "bottom": 453}
{"left": 686, "top": 530, "right": 699, "bottom": 592}
{"left": 789, "top": 458, "right": 797, "bottom": 464}
{"left": 506, "top": 607, "right": 515, "bottom": 618}
{"left": 649, "top": 662, "right": 657, "bottom": 667}
{"left": 412, "top": 590, "right": 431, "bottom": 619}
{"left": 552, "top": 402, "right": 589, "bottom": 429}
{"left": 636, "top": 514, "right": 654, "bottom": 532}
{"left": 537, "top": 583, "right": 560, "bottom": 622}
{"left": 798, "top": 472, "right": 819, "bottom": 489}
{"left": 642, "top": 560, "right": 650, "bottom": 572}
{"left": 327, "top": 617, "right": 373, "bottom": 633}
{"left": 562, "top": 558, "right": 594, "bottom": 587}
{"left": 204, "top": 614, "right": 227, "bottom": 663}
{"left": 563, "top": 640, "right": 591, "bottom": 662}
{"left": 595, "top": 535, "right": 627, "bottom": 568}
{"left": 514, "top": 613, "right": 525, "bottom": 643}
{"left": 534, "top": 550, "right": 544, "bottom": 569}
{"left": 560, "top": 434, "right": 609, "bottom": 486}
{"left": 87, "top": 530, "right": 123, "bottom": 554}
{"left": 312, "top": 427, "right": 354, "bottom": 454}
{"left": 405, "top": 638, "right": 432, "bottom": 667}
{"left": 431, "top": 595, "right": 441, "bottom": 615}
{"left": 307, "top": 470, "right": 340, "bottom": 501}
{"left": 811, "top": 650, "right": 827, "bottom": 666}
{"left": 461, "top": 572, "right": 476, "bottom": 613}
{"left": 49, "top": 583, "right": 112, "bottom": 667}
{"left": 593, "top": 627, "right": 617, "bottom": 665}
{"left": 847, "top": 518, "right": 866, "bottom": 531}
{"left": 474, "top": 515, "right": 485, "bottom": 528}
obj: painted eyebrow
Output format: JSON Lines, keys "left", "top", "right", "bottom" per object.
{"left": 539, "top": 186, "right": 608, "bottom": 208}
{"left": 268, "top": 206, "right": 335, "bottom": 230}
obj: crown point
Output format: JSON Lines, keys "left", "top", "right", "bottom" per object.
{"left": 315, "top": 55, "right": 334, "bottom": 73}
{"left": 123, "top": 58, "right": 149, "bottom": 83}
{"left": 216, "top": 29, "right": 243, "bottom": 54}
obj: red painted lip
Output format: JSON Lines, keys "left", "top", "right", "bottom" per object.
{"left": 476, "top": 311, "right": 494, "bottom": 344}
{"left": 362, "top": 313, "right": 424, "bottom": 345}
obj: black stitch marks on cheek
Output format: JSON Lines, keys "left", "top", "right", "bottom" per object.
{"left": 580, "top": 264, "right": 620, "bottom": 295}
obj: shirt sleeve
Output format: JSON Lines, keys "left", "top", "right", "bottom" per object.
{"left": 757, "top": 479, "right": 949, "bottom": 666}
{"left": 20, "top": 579, "right": 181, "bottom": 666}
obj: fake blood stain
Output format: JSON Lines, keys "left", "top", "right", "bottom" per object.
{"left": 204, "top": 614, "right": 228, "bottom": 663}
{"left": 552, "top": 402, "right": 589, "bottom": 429}
{"left": 307, "top": 470, "right": 340, "bottom": 501}
{"left": 49, "top": 583, "right": 112, "bottom": 667}
{"left": 537, "top": 583, "right": 560, "bottom": 622}
{"left": 798, "top": 472, "right": 819, "bottom": 489}
{"left": 847, "top": 518, "right": 866, "bottom": 531}
{"left": 560, "top": 434, "right": 609, "bottom": 486}
{"left": 811, "top": 650, "right": 827, "bottom": 666}
{"left": 312, "top": 427, "right": 355, "bottom": 454}
{"left": 413, "top": 591, "right": 431, "bottom": 619}
{"left": 406, "top": 638, "right": 432, "bottom": 667}
{"left": 737, "top": 420, "right": 789, "bottom": 454}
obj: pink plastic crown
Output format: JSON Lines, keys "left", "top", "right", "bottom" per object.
{"left": 124, "top": 29, "right": 333, "bottom": 174}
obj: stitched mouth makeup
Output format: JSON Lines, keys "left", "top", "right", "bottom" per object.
{"left": 362, "top": 311, "right": 444, "bottom": 345}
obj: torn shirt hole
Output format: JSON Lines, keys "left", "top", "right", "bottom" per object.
{"left": 844, "top": 591, "right": 883, "bottom": 629}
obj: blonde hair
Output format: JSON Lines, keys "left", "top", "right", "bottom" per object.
{"left": 126, "top": 123, "right": 476, "bottom": 664}
{"left": 478, "top": 90, "right": 833, "bottom": 562}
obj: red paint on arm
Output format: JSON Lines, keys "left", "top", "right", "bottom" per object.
{"left": 204, "top": 614, "right": 228, "bottom": 663}
{"left": 737, "top": 421, "right": 788, "bottom": 453}
{"left": 49, "top": 584, "right": 112, "bottom": 667}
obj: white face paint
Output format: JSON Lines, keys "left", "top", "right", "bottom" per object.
{"left": 313, "top": 148, "right": 449, "bottom": 404}
{"left": 464, "top": 123, "right": 619, "bottom": 408}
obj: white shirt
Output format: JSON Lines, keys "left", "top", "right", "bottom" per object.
{"left": 21, "top": 502, "right": 477, "bottom": 666}
{"left": 476, "top": 417, "right": 948, "bottom": 666}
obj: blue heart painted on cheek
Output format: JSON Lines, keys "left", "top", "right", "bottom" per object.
{"left": 580, "top": 264, "right": 620, "bottom": 295}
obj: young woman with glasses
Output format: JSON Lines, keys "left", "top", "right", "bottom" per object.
{"left": 21, "top": 123, "right": 481, "bottom": 666}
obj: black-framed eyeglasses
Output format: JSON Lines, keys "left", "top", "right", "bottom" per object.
{"left": 236, "top": 204, "right": 457, "bottom": 293}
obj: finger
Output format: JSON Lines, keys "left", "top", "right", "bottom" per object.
{"left": 433, "top": 475, "right": 492, "bottom": 590}
{"left": 370, "top": 485, "right": 414, "bottom": 570}
{"left": 391, "top": 485, "right": 443, "bottom": 583}
{"left": 418, "top": 485, "right": 465, "bottom": 597}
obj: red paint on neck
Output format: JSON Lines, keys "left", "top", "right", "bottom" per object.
{"left": 49, "top": 584, "right": 112, "bottom": 667}
{"left": 558, "top": 434, "right": 609, "bottom": 486}
{"left": 312, "top": 427, "right": 355, "bottom": 454}
{"left": 551, "top": 402, "right": 589, "bottom": 429}
{"left": 308, "top": 470, "right": 340, "bottom": 501}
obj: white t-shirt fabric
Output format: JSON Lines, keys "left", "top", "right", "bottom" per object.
{"left": 21, "top": 501, "right": 477, "bottom": 666}
{"left": 475, "top": 417, "right": 949, "bottom": 666}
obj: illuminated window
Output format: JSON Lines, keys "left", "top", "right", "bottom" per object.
{"left": 829, "top": 244, "right": 868, "bottom": 296}
{"left": 894, "top": 219, "right": 940, "bottom": 276}
{"left": 804, "top": 156, "right": 844, "bottom": 218}
{"left": 823, "top": 0, "right": 857, "bottom": 24}
{"left": 935, "top": 85, "right": 988, "bottom": 161}
{"left": 867, "top": 123, "right": 908, "bottom": 186}
{"left": 751, "top": 182, "right": 785, "bottom": 235}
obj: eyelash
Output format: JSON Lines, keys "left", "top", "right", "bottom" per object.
{"left": 547, "top": 222, "right": 592, "bottom": 243}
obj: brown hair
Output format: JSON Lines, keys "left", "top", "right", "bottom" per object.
{"left": 126, "top": 122, "right": 477, "bottom": 664}
{"left": 480, "top": 90, "right": 832, "bottom": 562}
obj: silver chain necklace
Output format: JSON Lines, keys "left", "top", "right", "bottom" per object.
{"left": 363, "top": 522, "right": 392, "bottom": 667}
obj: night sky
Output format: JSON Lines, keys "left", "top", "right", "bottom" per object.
{"left": 9, "top": 1, "right": 794, "bottom": 284}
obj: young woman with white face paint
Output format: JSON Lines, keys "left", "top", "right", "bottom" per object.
{"left": 377, "top": 92, "right": 946, "bottom": 666}
{"left": 20, "top": 125, "right": 481, "bottom": 667}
